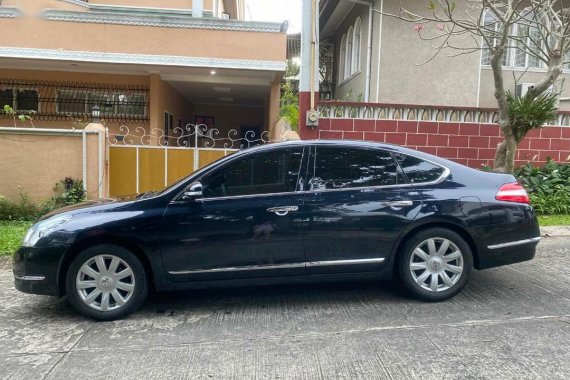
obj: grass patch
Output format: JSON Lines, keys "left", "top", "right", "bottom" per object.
{"left": 537, "top": 215, "right": 570, "bottom": 227}
{"left": 0, "top": 221, "right": 32, "bottom": 256}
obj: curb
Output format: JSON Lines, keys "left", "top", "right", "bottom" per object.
{"left": 540, "top": 226, "right": 570, "bottom": 237}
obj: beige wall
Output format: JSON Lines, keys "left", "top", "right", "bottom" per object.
{"left": 0, "top": 1, "right": 285, "bottom": 62}
{"left": 89, "top": 0, "right": 213, "bottom": 10}
{"left": 479, "top": 69, "right": 570, "bottom": 111}
{"left": 4, "top": 0, "right": 215, "bottom": 12}
{"left": 373, "top": 0, "right": 480, "bottom": 107}
{"left": 0, "top": 129, "right": 104, "bottom": 201}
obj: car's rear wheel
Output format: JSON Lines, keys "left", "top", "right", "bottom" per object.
{"left": 66, "top": 245, "right": 148, "bottom": 320}
{"left": 399, "top": 228, "right": 473, "bottom": 301}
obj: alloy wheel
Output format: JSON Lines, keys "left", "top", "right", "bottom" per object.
{"left": 76, "top": 254, "right": 136, "bottom": 311}
{"left": 409, "top": 237, "right": 464, "bottom": 292}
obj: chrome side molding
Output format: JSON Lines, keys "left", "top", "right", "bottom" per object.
{"left": 14, "top": 275, "right": 45, "bottom": 281}
{"left": 169, "top": 262, "right": 306, "bottom": 275}
{"left": 487, "top": 237, "right": 541, "bottom": 250}
{"left": 306, "top": 258, "right": 386, "bottom": 267}
{"left": 169, "top": 257, "right": 386, "bottom": 275}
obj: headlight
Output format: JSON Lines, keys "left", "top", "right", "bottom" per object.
{"left": 22, "top": 215, "right": 72, "bottom": 247}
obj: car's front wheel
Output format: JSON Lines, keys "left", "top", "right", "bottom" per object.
{"left": 66, "top": 245, "right": 148, "bottom": 320}
{"left": 399, "top": 228, "right": 473, "bottom": 302}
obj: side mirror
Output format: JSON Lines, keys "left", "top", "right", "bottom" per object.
{"left": 182, "top": 182, "right": 203, "bottom": 199}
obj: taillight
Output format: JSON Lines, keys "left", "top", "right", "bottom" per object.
{"left": 495, "top": 182, "right": 530, "bottom": 204}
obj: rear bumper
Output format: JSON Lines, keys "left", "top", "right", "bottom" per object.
{"left": 13, "top": 246, "right": 64, "bottom": 296}
{"left": 477, "top": 237, "right": 540, "bottom": 269}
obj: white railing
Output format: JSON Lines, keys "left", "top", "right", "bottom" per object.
{"left": 318, "top": 101, "right": 570, "bottom": 126}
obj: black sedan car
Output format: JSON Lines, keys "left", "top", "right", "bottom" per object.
{"left": 14, "top": 140, "right": 541, "bottom": 320}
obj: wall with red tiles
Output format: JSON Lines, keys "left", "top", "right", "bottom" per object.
{"left": 313, "top": 119, "right": 570, "bottom": 168}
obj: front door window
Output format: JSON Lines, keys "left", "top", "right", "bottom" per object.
{"left": 202, "top": 147, "right": 305, "bottom": 198}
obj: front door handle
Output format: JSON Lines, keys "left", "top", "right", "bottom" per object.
{"left": 382, "top": 200, "right": 413, "bottom": 207}
{"left": 267, "top": 206, "right": 299, "bottom": 216}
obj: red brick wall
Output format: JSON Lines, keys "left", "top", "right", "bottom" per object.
{"left": 316, "top": 119, "right": 570, "bottom": 168}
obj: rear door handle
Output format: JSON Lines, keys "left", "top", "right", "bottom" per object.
{"left": 382, "top": 200, "right": 413, "bottom": 207}
{"left": 267, "top": 206, "right": 299, "bottom": 216}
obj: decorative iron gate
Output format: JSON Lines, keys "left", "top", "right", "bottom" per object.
{"left": 107, "top": 124, "right": 270, "bottom": 197}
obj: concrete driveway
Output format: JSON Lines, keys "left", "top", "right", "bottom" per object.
{"left": 1, "top": 237, "right": 569, "bottom": 379}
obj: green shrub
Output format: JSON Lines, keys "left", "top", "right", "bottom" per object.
{"left": 53, "top": 177, "right": 86, "bottom": 207}
{"left": 0, "top": 192, "right": 53, "bottom": 221}
{"left": 515, "top": 159, "right": 570, "bottom": 214}
{"left": 0, "top": 177, "right": 86, "bottom": 221}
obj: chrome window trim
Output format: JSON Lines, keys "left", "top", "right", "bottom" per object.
{"left": 487, "top": 237, "right": 541, "bottom": 250}
{"left": 197, "top": 191, "right": 302, "bottom": 202}
{"left": 303, "top": 183, "right": 413, "bottom": 196}
{"left": 391, "top": 152, "right": 451, "bottom": 187}
{"left": 168, "top": 258, "right": 386, "bottom": 275}
{"left": 306, "top": 258, "right": 386, "bottom": 267}
{"left": 14, "top": 275, "right": 45, "bottom": 281}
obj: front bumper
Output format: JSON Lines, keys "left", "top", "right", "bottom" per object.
{"left": 13, "top": 246, "right": 65, "bottom": 296}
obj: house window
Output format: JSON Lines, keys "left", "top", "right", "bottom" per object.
{"left": 56, "top": 90, "right": 146, "bottom": 117}
{"left": 164, "top": 111, "right": 174, "bottom": 145}
{"left": 481, "top": 9, "right": 544, "bottom": 69}
{"left": 353, "top": 17, "right": 362, "bottom": 74}
{"left": 345, "top": 26, "right": 354, "bottom": 79}
{"left": 481, "top": 11, "right": 508, "bottom": 66}
{"left": 0, "top": 89, "right": 14, "bottom": 108}
{"left": 0, "top": 89, "right": 39, "bottom": 112}
{"left": 57, "top": 91, "right": 88, "bottom": 115}
{"left": 339, "top": 34, "right": 347, "bottom": 82}
{"left": 16, "top": 90, "right": 39, "bottom": 112}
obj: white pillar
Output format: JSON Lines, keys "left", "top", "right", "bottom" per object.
{"left": 192, "top": 0, "right": 204, "bottom": 17}
{"left": 299, "top": 0, "right": 319, "bottom": 99}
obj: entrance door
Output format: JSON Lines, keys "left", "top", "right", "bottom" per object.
{"left": 159, "top": 146, "right": 308, "bottom": 281}
{"left": 303, "top": 145, "right": 423, "bottom": 274}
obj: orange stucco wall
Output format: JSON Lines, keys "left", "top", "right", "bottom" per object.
{"left": 1, "top": 1, "right": 285, "bottom": 62}
{"left": 0, "top": 129, "right": 104, "bottom": 201}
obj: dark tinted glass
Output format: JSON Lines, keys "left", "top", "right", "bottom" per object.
{"left": 310, "top": 147, "right": 401, "bottom": 190}
{"left": 395, "top": 154, "right": 445, "bottom": 184}
{"left": 16, "top": 90, "right": 39, "bottom": 111}
{"left": 202, "top": 148, "right": 304, "bottom": 197}
{"left": 0, "top": 89, "right": 13, "bottom": 108}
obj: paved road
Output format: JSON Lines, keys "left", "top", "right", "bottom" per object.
{"left": 1, "top": 238, "right": 569, "bottom": 379}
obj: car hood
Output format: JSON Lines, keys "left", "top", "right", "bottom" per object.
{"left": 39, "top": 197, "right": 138, "bottom": 221}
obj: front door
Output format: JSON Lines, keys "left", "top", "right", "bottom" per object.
{"left": 159, "top": 146, "right": 308, "bottom": 281}
{"left": 303, "top": 145, "right": 423, "bottom": 274}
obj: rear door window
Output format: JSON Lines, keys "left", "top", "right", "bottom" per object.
{"left": 394, "top": 154, "right": 446, "bottom": 184}
{"left": 310, "top": 146, "right": 403, "bottom": 190}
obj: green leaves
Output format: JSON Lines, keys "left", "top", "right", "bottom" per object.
{"left": 515, "top": 159, "right": 570, "bottom": 214}
{"left": 507, "top": 91, "right": 558, "bottom": 142}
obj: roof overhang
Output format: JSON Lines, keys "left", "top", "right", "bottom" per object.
{"left": 320, "top": 0, "right": 356, "bottom": 39}
{"left": 0, "top": 47, "right": 286, "bottom": 72}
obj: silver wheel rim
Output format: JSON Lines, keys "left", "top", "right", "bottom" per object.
{"left": 76, "top": 254, "right": 135, "bottom": 312}
{"left": 409, "top": 237, "right": 464, "bottom": 292}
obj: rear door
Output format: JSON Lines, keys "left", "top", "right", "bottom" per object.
{"left": 303, "top": 145, "right": 423, "bottom": 274}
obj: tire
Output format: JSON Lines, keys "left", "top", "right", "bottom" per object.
{"left": 66, "top": 244, "right": 148, "bottom": 320}
{"left": 399, "top": 228, "right": 473, "bottom": 302}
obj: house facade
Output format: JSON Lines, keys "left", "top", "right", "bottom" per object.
{"left": 295, "top": 0, "right": 570, "bottom": 168}
{"left": 0, "top": 0, "right": 287, "bottom": 144}
{"left": 319, "top": 0, "right": 570, "bottom": 108}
